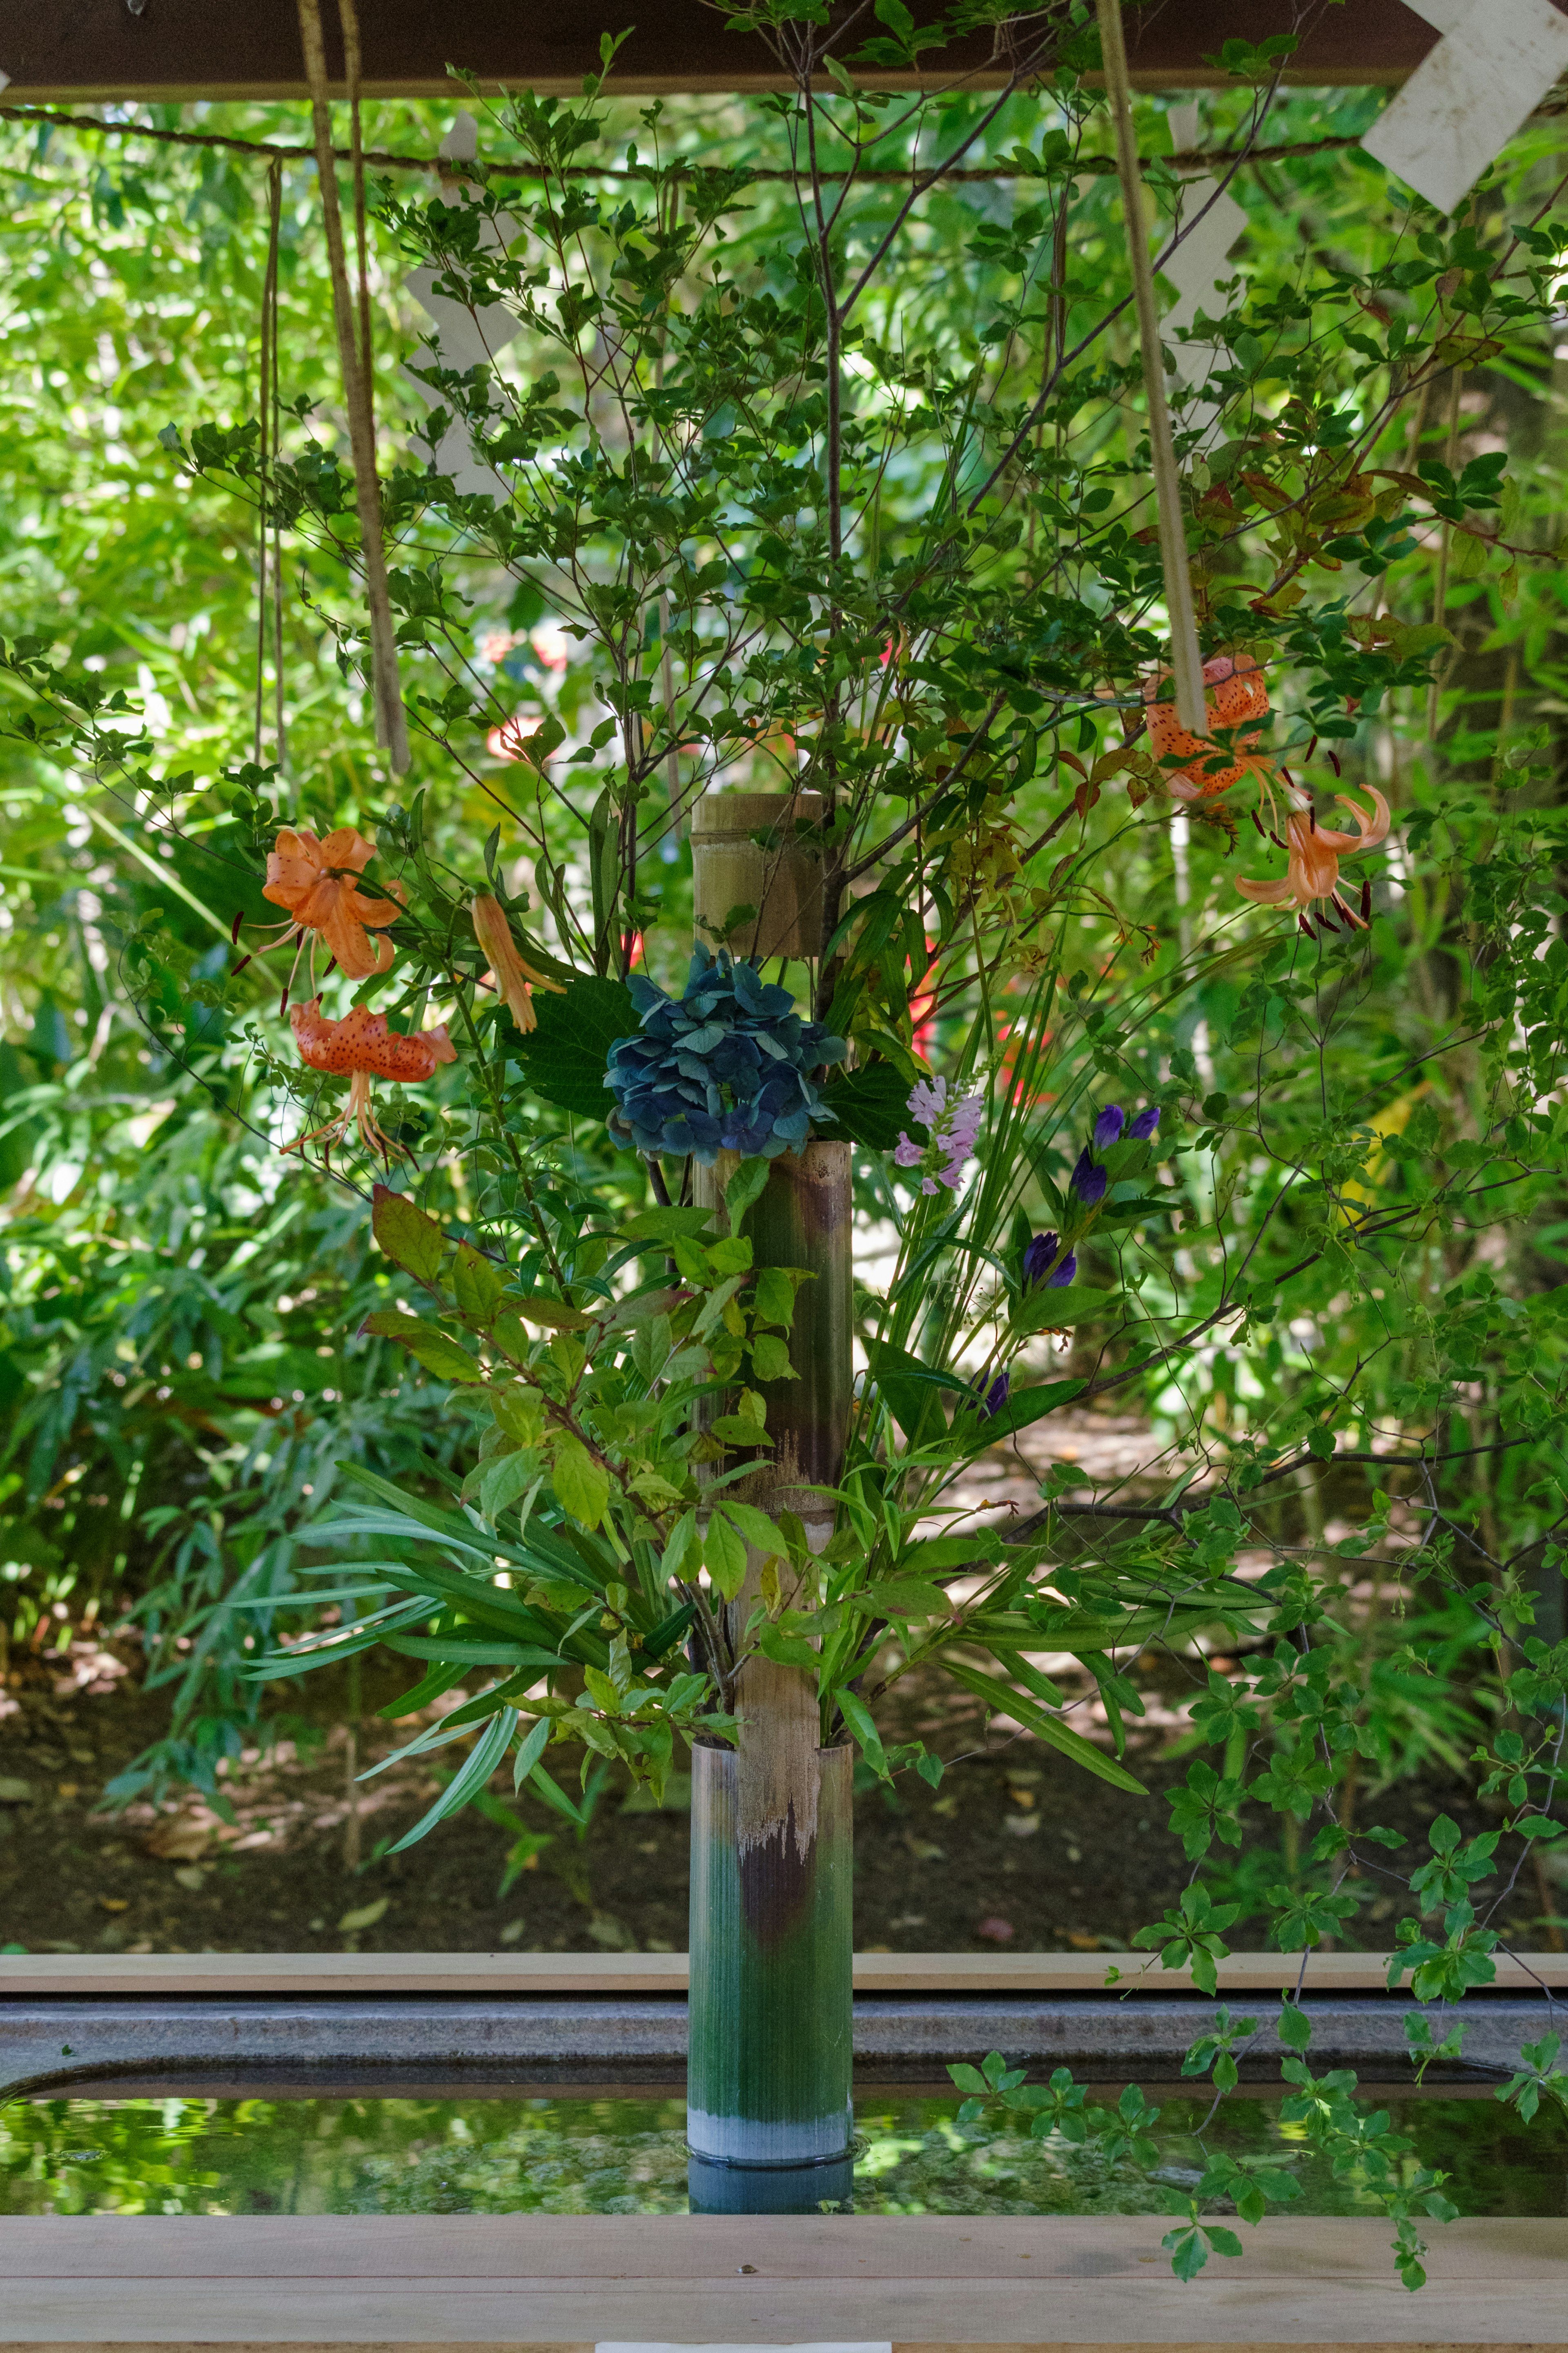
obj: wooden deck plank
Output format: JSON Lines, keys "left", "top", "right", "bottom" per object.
{"left": 2, "top": 2276, "right": 1565, "bottom": 2344}
{"left": 4, "top": 2217, "right": 1567, "bottom": 2282}
{"left": 3, "top": 1951, "right": 1566, "bottom": 1998}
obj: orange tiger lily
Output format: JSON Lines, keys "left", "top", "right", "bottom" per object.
{"left": 257, "top": 827, "right": 405, "bottom": 984}
{"left": 284, "top": 997, "right": 456, "bottom": 1164}
{"left": 1144, "top": 651, "right": 1274, "bottom": 800}
{"left": 1236, "top": 784, "right": 1390, "bottom": 935}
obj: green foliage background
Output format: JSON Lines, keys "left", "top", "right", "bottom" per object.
{"left": 0, "top": 45, "right": 1565, "bottom": 1898}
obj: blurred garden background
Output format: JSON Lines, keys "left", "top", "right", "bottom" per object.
{"left": 0, "top": 60, "right": 1564, "bottom": 1960}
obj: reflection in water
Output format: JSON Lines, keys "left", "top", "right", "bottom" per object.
{"left": 2, "top": 2088, "right": 1565, "bottom": 2219}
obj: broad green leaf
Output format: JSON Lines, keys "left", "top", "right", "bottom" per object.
{"left": 953, "top": 1376, "right": 1086, "bottom": 1450}
{"left": 704, "top": 1509, "right": 748, "bottom": 1600}
{"left": 362, "top": 1312, "right": 484, "bottom": 1385}
{"left": 819, "top": 1061, "right": 909, "bottom": 1149}
{"left": 495, "top": 1296, "right": 594, "bottom": 1336}
{"left": 724, "top": 1155, "right": 772, "bottom": 1229}
{"left": 753, "top": 1266, "right": 797, "bottom": 1327}
{"left": 750, "top": 1332, "right": 797, "bottom": 1383}
{"left": 836, "top": 1686, "right": 887, "bottom": 1774}
{"left": 619, "top": 1206, "right": 717, "bottom": 1244}
{"left": 479, "top": 1446, "right": 538, "bottom": 1525}
{"left": 552, "top": 1433, "right": 610, "bottom": 1530}
{"left": 1013, "top": 1282, "right": 1118, "bottom": 1332}
{"left": 452, "top": 1242, "right": 508, "bottom": 1325}
{"left": 662, "top": 1509, "right": 699, "bottom": 1581}
{"left": 371, "top": 1183, "right": 445, "bottom": 1282}
{"left": 859, "top": 1577, "right": 949, "bottom": 1619}
{"left": 510, "top": 974, "right": 638, "bottom": 1122}
{"left": 722, "top": 1500, "right": 786, "bottom": 1553}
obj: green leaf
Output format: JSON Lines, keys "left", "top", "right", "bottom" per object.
{"left": 818, "top": 1061, "right": 909, "bottom": 1149}
{"left": 619, "top": 1206, "right": 717, "bottom": 1245}
{"left": 1163, "top": 2225, "right": 1209, "bottom": 2282}
{"left": 1277, "top": 2001, "right": 1312, "bottom": 2053}
{"left": 864, "top": 1336, "right": 971, "bottom": 1445}
{"left": 512, "top": 1715, "right": 553, "bottom": 1790}
{"left": 704, "top": 1510, "right": 748, "bottom": 1600}
{"left": 750, "top": 1332, "right": 797, "bottom": 1383}
{"left": 494, "top": 1296, "right": 594, "bottom": 1337}
{"left": 941, "top": 1658, "right": 1147, "bottom": 1794}
{"left": 388, "top": 1708, "right": 517, "bottom": 1853}
{"left": 953, "top": 1376, "right": 1086, "bottom": 1449}
{"left": 511, "top": 975, "right": 638, "bottom": 1123}
{"left": 662, "top": 1510, "right": 699, "bottom": 1581}
{"left": 859, "top": 1578, "right": 949, "bottom": 1619}
{"left": 836, "top": 1685, "right": 887, "bottom": 1774}
{"left": 1013, "top": 1282, "right": 1118, "bottom": 1331}
{"left": 479, "top": 1447, "right": 539, "bottom": 1525}
{"left": 371, "top": 1184, "right": 445, "bottom": 1282}
{"left": 361, "top": 1313, "right": 485, "bottom": 1385}
{"left": 753, "top": 1266, "right": 797, "bottom": 1327}
{"left": 384, "top": 1637, "right": 564, "bottom": 1667}
{"left": 452, "top": 1242, "right": 508, "bottom": 1325}
{"left": 722, "top": 1501, "right": 786, "bottom": 1552}
{"left": 552, "top": 1434, "right": 610, "bottom": 1530}
{"left": 724, "top": 1155, "right": 773, "bottom": 1229}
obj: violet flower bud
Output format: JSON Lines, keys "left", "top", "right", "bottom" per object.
{"left": 1092, "top": 1104, "right": 1125, "bottom": 1150}
{"left": 1069, "top": 1146, "right": 1106, "bottom": 1207}
{"left": 1128, "top": 1104, "right": 1161, "bottom": 1141}
{"left": 979, "top": 1370, "right": 1011, "bottom": 1418}
{"left": 1023, "top": 1231, "right": 1078, "bottom": 1289}
{"left": 1022, "top": 1229, "right": 1058, "bottom": 1287}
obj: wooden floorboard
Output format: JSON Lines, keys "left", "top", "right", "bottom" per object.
{"left": 1, "top": 2219, "right": 1564, "bottom": 2343}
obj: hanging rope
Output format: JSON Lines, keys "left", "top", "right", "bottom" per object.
{"left": 1095, "top": 0, "right": 1207, "bottom": 736}
{"left": 254, "top": 155, "right": 285, "bottom": 772}
{"left": 294, "top": 0, "right": 410, "bottom": 773}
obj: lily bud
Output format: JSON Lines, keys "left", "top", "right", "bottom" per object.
{"left": 471, "top": 892, "right": 560, "bottom": 1034}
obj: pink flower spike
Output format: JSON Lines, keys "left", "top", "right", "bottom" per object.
{"left": 906, "top": 1076, "right": 947, "bottom": 1132}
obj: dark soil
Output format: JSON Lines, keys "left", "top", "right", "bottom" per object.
{"left": 0, "top": 1637, "right": 1557, "bottom": 1959}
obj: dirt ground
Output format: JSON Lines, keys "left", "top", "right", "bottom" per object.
{"left": 0, "top": 1635, "right": 1555, "bottom": 1959}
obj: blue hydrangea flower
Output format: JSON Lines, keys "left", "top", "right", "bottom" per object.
{"left": 604, "top": 946, "right": 846, "bottom": 1164}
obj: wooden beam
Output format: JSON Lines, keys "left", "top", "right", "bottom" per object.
{"left": 0, "top": 0, "right": 1439, "bottom": 105}
{"left": 2, "top": 1948, "right": 1565, "bottom": 1997}
{"left": 2, "top": 2216, "right": 1565, "bottom": 2345}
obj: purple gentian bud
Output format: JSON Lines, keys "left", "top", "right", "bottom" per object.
{"left": 1069, "top": 1146, "right": 1106, "bottom": 1207}
{"left": 1022, "top": 1230, "right": 1059, "bottom": 1287}
{"left": 979, "top": 1370, "right": 1011, "bottom": 1418}
{"left": 1128, "top": 1104, "right": 1160, "bottom": 1141}
{"left": 1092, "top": 1104, "right": 1125, "bottom": 1150}
{"left": 1024, "top": 1231, "right": 1078, "bottom": 1290}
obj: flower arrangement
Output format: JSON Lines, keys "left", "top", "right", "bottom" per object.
{"left": 605, "top": 946, "right": 846, "bottom": 1163}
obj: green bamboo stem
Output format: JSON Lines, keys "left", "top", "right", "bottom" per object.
{"left": 687, "top": 1740, "right": 854, "bottom": 2209}
{"left": 686, "top": 989, "right": 855, "bottom": 2206}
{"left": 690, "top": 789, "right": 826, "bottom": 964}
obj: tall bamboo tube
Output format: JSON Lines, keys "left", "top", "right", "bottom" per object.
{"left": 685, "top": 812, "right": 856, "bottom": 2209}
